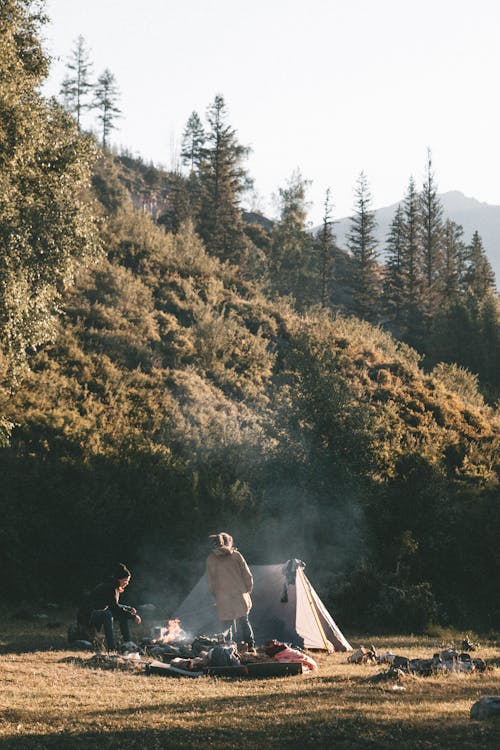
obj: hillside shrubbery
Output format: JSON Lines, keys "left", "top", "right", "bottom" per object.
{"left": 0, "top": 2, "right": 499, "bottom": 631}
{"left": 1, "top": 168, "right": 498, "bottom": 629}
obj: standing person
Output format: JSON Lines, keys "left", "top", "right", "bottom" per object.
{"left": 206, "top": 532, "right": 255, "bottom": 650}
{"left": 77, "top": 563, "right": 141, "bottom": 651}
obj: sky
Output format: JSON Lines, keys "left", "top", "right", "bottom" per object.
{"left": 42, "top": 0, "right": 500, "bottom": 224}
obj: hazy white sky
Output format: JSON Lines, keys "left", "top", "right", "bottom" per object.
{"left": 42, "top": 0, "right": 500, "bottom": 223}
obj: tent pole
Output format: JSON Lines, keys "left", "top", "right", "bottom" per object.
{"left": 297, "top": 566, "right": 331, "bottom": 651}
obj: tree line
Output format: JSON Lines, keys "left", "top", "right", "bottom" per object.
{"left": 148, "top": 99, "right": 500, "bottom": 402}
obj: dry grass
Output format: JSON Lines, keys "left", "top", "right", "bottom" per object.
{"left": 1, "top": 614, "right": 500, "bottom": 749}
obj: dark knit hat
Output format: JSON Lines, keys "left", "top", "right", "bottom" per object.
{"left": 113, "top": 562, "right": 131, "bottom": 580}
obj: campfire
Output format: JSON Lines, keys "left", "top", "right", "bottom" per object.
{"left": 151, "top": 618, "right": 187, "bottom": 644}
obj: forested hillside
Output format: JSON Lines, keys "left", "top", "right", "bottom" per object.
{"left": 1, "top": 1, "right": 499, "bottom": 633}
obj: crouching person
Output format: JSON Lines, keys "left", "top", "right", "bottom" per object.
{"left": 77, "top": 563, "right": 141, "bottom": 651}
{"left": 206, "top": 533, "right": 255, "bottom": 651}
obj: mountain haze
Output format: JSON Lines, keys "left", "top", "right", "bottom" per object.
{"left": 332, "top": 191, "right": 500, "bottom": 283}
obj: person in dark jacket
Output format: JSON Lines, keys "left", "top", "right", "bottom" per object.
{"left": 77, "top": 563, "right": 141, "bottom": 651}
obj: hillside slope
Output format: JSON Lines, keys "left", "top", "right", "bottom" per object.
{"left": 1, "top": 156, "right": 498, "bottom": 631}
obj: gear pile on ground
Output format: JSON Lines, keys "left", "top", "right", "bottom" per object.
{"left": 65, "top": 631, "right": 319, "bottom": 679}
{"left": 348, "top": 644, "right": 488, "bottom": 676}
{"left": 140, "top": 632, "right": 318, "bottom": 676}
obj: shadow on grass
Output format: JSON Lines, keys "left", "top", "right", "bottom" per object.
{"left": 0, "top": 716, "right": 499, "bottom": 750}
{"left": 0, "top": 633, "right": 71, "bottom": 655}
{"left": 0, "top": 613, "right": 149, "bottom": 655}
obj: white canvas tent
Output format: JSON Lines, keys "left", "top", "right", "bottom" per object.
{"left": 174, "top": 559, "right": 351, "bottom": 652}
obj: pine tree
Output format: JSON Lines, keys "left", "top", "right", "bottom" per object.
{"left": 428, "top": 231, "right": 498, "bottom": 400}
{"left": 346, "top": 172, "right": 380, "bottom": 321}
{"left": 384, "top": 203, "right": 406, "bottom": 328}
{"left": 442, "top": 219, "right": 466, "bottom": 302}
{"left": 197, "top": 94, "right": 251, "bottom": 264}
{"left": 477, "top": 292, "right": 500, "bottom": 398}
{"left": 179, "top": 111, "right": 205, "bottom": 225}
{"left": 400, "top": 176, "right": 423, "bottom": 341}
{"left": 59, "top": 35, "right": 93, "bottom": 129}
{"left": 93, "top": 69, "right": 121, "bottom": 148}
{"left": 267, "top": 170, "right": 315, "bottom": 308}
{"left": 318, "top": 188, "right": 336, "bottom": 307}
{"left": 420, "top": 150, "right": 445, "bottom": 321}
{"left": 158, "top": 171, "right": 192, "bottom": 234}
{"left": 181, "top": 111, "right": 205, "bottom": 172}
{"left": 463, "top": 230, "right": 496, "bottom": 298}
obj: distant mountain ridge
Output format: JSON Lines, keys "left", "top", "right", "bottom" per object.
{"left": 332, "top": 191, "right": 500, "bottom": 284}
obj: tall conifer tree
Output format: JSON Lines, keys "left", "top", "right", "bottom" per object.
{"left": 420, "top": 150, "right": 445, "bottom": 322}
{"left": 442, "top": 219, "right": 466, "bottom": 302}
{"left": 59, "top": 35, "right": 93, "bottom": 129}
{"left": 93, "top": 69, "right": 121, "bottom": 148}
{"left": 197, "top": 95, "right": 250, "bottom": 264}
{"left": 463, "top": 230, "right": 496, "bottom": 298}
{"left": 400, "top": 176, "right": 423, "bottom": 341}
{"left": 346, "top": 172, "right": 380, "bottom": 321}
{"left": 179, "top": 111, "right": 205, "bottom": 224}
{"left": 181, "top": 111, "right": 205, "bottom": 172}
{"left": 318, "top": 188, "right": 336, "bottom": 307}
{"left": 384, "top": 203, "right": 406, "bottom": 328}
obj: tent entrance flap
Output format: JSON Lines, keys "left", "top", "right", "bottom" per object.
{"left": 296, "top": 565, "right": 331, "bottom": 652}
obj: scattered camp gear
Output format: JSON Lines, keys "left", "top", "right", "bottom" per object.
{"left": 174, "top": 559, "right": 351, "bottom": 652}
{"left": 206, "top": 644, "right": 240, "bottom": 667}
{"left": 146, "top": 658, "right": 304, "bottom": 678}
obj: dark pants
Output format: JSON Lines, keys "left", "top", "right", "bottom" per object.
{"left": 89, "top": 609, "right": 131, "bottom": 651}
{"left": 221, "top": 615, "right": 254, "bottom": 647}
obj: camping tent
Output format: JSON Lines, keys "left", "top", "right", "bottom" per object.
{"left": 174, "top": 559, "right": 351, "bottom": 652}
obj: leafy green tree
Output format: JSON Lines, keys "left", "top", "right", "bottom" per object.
{"left": 59, "top": 35, "right": 93, "bottom": 129}
{"left": 93, "top": 68, "right": 121, "bottom": 148}
{"left": 267, "top": 170, "right": 315, "bottom": 308}
{"left": 0, "top": 0, "right": 100, "bottom": 370}
{"left": 197, "top": 94, "right": 251, "bottom": 263}
{"left": 347, "top": 172, "right": 380, "bottom": 321}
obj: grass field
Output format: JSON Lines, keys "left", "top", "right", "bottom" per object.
{"left": 1, "top": 609, "right": 500, "bottom": 749}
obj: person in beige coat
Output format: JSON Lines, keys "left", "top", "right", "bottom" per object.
{"left": 206, "top": 532, "right": 255, "bottom": 649}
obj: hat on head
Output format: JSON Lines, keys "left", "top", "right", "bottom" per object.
{"left": 209, "top": 532, "right": 233, "bottom": 550}
{"left": 113, "top": 562, "right": 131, "bottom": 580}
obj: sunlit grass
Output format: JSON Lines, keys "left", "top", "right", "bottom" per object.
{"left": 1, "top": 612, "right": 499, "bottom": 748}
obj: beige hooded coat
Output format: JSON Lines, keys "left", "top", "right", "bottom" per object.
{"left": 206, "top": 535, "right": 253, "bottom": 621}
